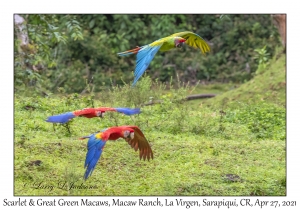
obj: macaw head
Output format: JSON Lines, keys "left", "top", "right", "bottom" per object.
{"left": 174, "top": 37, "right": 186, "bottom": 48}
{"left": 96, "top": 111, "right": 105, "bottom": 118}
{"left": 123, "top": 129, "right": 135, "bottom": 139}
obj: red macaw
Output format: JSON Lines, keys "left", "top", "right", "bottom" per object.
{"left": 79, "top": 125, "right": 153, "bottom": 180}
{"left": 46, "top": 107, "right": 140, "bottom": 124}
{"left": 117, "top": 31, "right": 211, "bottom": 86}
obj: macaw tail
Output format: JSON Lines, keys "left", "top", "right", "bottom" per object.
{"left": 79, "top": 135, "right": 92, "bottom": 140}
{"left": 115, "top": 108, "right": 141, "bottom": 115}
{"left": 79, "top": 129, "right": 108, "bottom": 140}
{"left": 45, "top": 112, "right": 76, "bottom": 124}
{"left": 84, "top": 137, "right": 107, "bottom": 180}
{"left": 117, "top": 46, "right": 142, "bottom": 56}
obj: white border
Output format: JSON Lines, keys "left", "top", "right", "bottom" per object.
{"left": 2, "top": 1, "right": 299, "bottom": 209}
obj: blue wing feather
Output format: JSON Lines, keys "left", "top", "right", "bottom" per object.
{"left": 45, "top": 112, "right": 75, "bottom": 124}
{"left": 132, "top": 45, "right": 162, "bottom": 86}
{"left": 83, "top": 134, "right": 107, "bottom": 180}
{"left": 114, "top": 108, "right": 141, "bottom": 115}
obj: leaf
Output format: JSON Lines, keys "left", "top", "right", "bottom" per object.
{"left": 71, "top": 20, "right": 80, "bottom": 25}
{"left": 89, "top": 19, "right": 95, "bottom": 28}
{"left": 48, "top": 24, "right": 59, "bottom": 31}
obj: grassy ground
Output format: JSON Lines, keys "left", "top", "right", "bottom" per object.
{"left": 14, "top": 54, "right": 286, "bottom": 196}
{"left": 203, "top": 54, "right": 286, "bottom": 107}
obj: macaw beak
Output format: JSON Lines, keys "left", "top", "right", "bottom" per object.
{"left": 96, "top": 111, "right": 103, "bottom": 118}
{"left": 176, "top": 38, "right": 186, "bottom": 48}
{"left": 130, "top": 132, "right": 134, "bottom": 139}
{"left": 100, "top": 112, "right": 105, "bottom": 118}
{"left": 123, "top": 130, "right": 131, "bottom": 138}
{"left": 176, "top": 42, "right": 184, "bottom": 48}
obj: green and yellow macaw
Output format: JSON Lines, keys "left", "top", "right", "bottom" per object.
{"left": 117, "top": 31, "right": 211, "bottom": 86}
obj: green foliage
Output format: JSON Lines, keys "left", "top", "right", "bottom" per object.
{"left": 254, "top": 45, "right": 271, "bottom": 74}
{"left": 14, "top": 14, "right": 84, "bottom": 92}
{"left": 14, "top": 14, "right": 281, "bottom": 94}
{"left": 219, "top": 14, "right": 231, "bottom": 21}
{"left": 66, "top": 19, "right": 84, "bottom": 41}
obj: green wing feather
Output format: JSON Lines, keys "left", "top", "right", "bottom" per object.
{"left": 168, "top": 31, "right": 210, "bottom": 54}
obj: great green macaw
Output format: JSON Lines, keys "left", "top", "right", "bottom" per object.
{"left": 46, "top": 107, "right": 140, "bottom": 124}
{"left": 79, "top": 125, "right": 153, "bottom": 180}
{"left": 117, "top": 31, "right": 211, "bottom": 86}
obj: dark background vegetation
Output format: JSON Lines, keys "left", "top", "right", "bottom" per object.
{"left": 14, "top": 14, "right": 282, "bottom": 93}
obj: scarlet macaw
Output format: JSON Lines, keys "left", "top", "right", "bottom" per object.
{"left": 117, "top": 31, "right": 211, "bottom": 86}
{"left": 79, "top": 125, "right": 153, "bottom": 180}
{"left": 46, "top": 107, "right": 140, "bottom": 124}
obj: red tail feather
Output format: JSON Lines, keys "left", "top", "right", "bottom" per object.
{"left": 121, "top": 47, "right": 141, "bottom": 55}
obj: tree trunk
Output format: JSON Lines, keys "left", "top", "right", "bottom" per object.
{"left": 14, "top": 14, "right": 42, "bottom": 73}
{"left": 272, "top": 14, "right": 286, "bottom": 49}
{"left": 14, "top": 14, "right": 30, "bottom": 52}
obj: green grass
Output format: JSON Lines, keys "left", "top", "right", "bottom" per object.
{"left": 14, "top": 54, "right": 286, "bottom": 196}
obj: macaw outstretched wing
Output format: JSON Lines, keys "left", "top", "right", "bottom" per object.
{"left": 119, "top": 125, "right": 153, "bottom": 160}
{"left": 169, "top": 31, "right": 210, "bottom": 54}
{"left": 45, "top": 112, "right": 75, "bottom": 123}
{"left": 133, "top": 45, "right": 162, "bottom": 86}
{"left": 114, "top": 107, "right": 141, "bottom": 115}
{"left": 83, "top": 133, "right": 107, "bottom": 180}
{"left": 45, "top": 108, "right": 97, "bottom": 123}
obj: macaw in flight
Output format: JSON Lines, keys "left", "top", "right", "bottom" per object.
{"left": 117, "top": 31, "right": 211, "bottom": 86}
{"left": 46, "top": 107, "right": 141, "bottom": 124}
{"left": 79, "top": 125, "right": 153, "bottom": 180}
